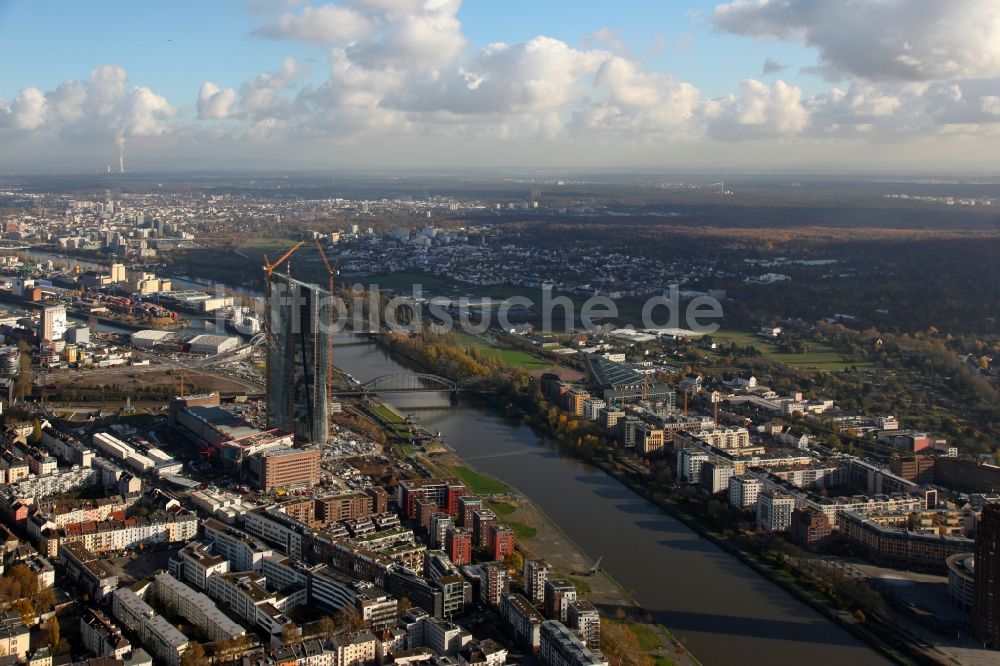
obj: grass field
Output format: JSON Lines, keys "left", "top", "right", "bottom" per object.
{"left": 458, "top": 333, "right": 551, "bottom": 371}
{"left": 565, "top": 576, "right": 592, "bottom": 595}
{"left": 508, "top": 521, "right": 537, "bottom": 540}
{"left": 708, "top": 329, "right": 872, "bottom": 371}
{"left": 487, "top": 501, "right": 517, "bottom": 516}
{"left": 371, "top": 403, "right": 405, "bottom": 424}
{"left": 453, "top": 465, "right": 510, "bottom": 495}
{"left": 628, "top": 623, "right": 663, "bottom": 651}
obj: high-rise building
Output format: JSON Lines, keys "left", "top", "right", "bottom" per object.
{"left": 266, "top": 272, "right": 330, "bottom": 446}
{"left": 973, "top": 503, "right": 1000, "bottom": 647}
{"left": 110, "top": 263, "right": 127, "bottom": 283}
{"left": 445, "top": 528, "right": 472, "bottom": 566}
{"left": 480, "top": 561, "right": 509, "bottom": 607}
{"left": 487, "top": 524, "right": 515, "bottom": 561}
{"left": 524, "top": 559, "right": 551, "bottom": 604}
{"left": 41, "top": 306, "right": 67, "bottom": 342}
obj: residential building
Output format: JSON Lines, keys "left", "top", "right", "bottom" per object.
{"left": 756, "top": 491, "right": 795, "bottom": 533}
{"left": 445, "top": 527, "right": 472, "bottom": 566}
{"left": 524, "top": 559, "right": 551, "bottom": 604}
{"left": 480, "top": 561, "right": 509, "bottom": 607}
{"left": 544, "top": 579, "right": 577, "bottom": 623}
{"left": 487, "top": 524, "right": 514, "bottom": 561}
{"left": 333, "top": 630, "right": 377, "bottom": 666}
{"left": 111, "top": 587, "right": 188, "bottom": 666}
{"left": 80, "top": 608, "right": 131, "bottom": 659}
{"left": 728, "top": 475, "right": 763, "bottom": 511}
{"left": 202, "top": 518, "right": 274, "bottom": 571}
{"left": 568, "top": 599, "right": 600, "bottom": 648}
{"left": 501, "top": 593, "right": 543, "bottom": 651}
{"left": 398, "top": 479, "right": 467, "bottom": 519}
{"left": 539, "top": 621, "right": 607, "bottom": 666}
{"left": 789, "top": 508, "right": 833, "bottom": 550}
{"left": 155, "top": 572, "right": 246, "bottom": 642}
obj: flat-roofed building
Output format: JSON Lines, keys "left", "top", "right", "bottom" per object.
{"left": 249, "top": 447, "right": 320, "bottom": 491}
{"left": 502, "top": 592, "right": 543, "bottom": 651}
{"left": 169, "top": 541, "right": 231, "bottom": 589}
{"left": 544, "top": 579, "right": 576, "bottom": 623}
{"left": 524, "top": 559, "right": 551, "bottom": 604}
{"left": 60, "top": 541, "right": 118, "bottom": 601}
{"left": 568, "top": 599, "right": 600, "bottom": 648}
{"left": 202, "top": 518, "right": 274, "bottom": 571}
{"left": 540, "top": 620, "right": 608, "bottom": 666}
{"left": 155, "top": 572, "right": 246, "bottom": 642}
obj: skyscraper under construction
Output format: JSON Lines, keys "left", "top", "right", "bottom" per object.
{"left": 266, "top": 271, "right": 330, "bottom": 446}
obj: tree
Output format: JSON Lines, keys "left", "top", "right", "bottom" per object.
{"left": 47, "top": 616, "right": 60, "bottom": 651}
{"left": 280, "top": 621, "right": 301, "bottom": 646}
{"left": 14, "top": 598, "right": 34, "bottom": 626}
{"left": 335, "top": 605, "right": 366, "bottom": 632}
{"left": 315, "top": 616, "right": 337, "bottom": 639}
{"left": 180, "top": 642, "right": 209, "bottom": 666}
{"left": 14, "top": 340, "right": 32, "bottom": 400}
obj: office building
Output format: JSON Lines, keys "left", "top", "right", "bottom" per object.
{"left": 41, "top": 306, "right": 67, "bottom": 342}
{"left": 974, "top": 503, "right": 1000, "bottom": 646}
{"left": 247, "top": 446, "right": 320, "bottom": 490}
{"left": 266, "top": 272, "right": 331, "bottom": 445}
{"left": 946, "top": 553, "right": 975, "bottom": 612}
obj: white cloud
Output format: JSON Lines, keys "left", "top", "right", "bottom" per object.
{"left": 582, "top": 28, "right": 631, "bottom": 57}
{"left": 254, "top": 4, "right": 374, "bottom": 45}
{"left": 197, "top": 82, "right": 238, "bottom": 119}
{"left": 982, "top": 96, "right": 1000, "bottom": 116}
{"left": 713, "top": 0, "right": 1000, "bottom": 82}
{"left": 0, "top": 65, "right": 174, "bottom": 141}
{"left": 0, "top": 88, "right": 47, "bottom": 130}
{"left": 705, "top": 79, "right": 809, "bottom": 140}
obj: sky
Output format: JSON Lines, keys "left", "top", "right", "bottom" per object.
{"left": 1, "top": 0, "right": 999, "bottom": 172}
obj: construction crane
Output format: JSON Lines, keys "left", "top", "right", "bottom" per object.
{"left": 262, "top": 241, "right": 305, "bottom": 293}
{"left": 261, "top": 240, "right": 305, "bottom": 432}
{"left": 314, "top": 237, "right": 338, "bottom": 445}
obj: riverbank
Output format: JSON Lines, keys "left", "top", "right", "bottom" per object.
{"left": 406, "top": 441, "right": 700, "bottom": 666}
{"left": 358, "top": 330, "right": 908, "bottom": 663}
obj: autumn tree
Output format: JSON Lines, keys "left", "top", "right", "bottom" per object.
{"left": 47, "top": 616, "right": 59, "bottom": 650}
{"left": 180, "top": 642, "right": 209, "bottom": 666}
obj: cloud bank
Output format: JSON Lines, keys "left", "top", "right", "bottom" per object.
{"left": 3, "top": 0, "right": 1000, "bottom": 168}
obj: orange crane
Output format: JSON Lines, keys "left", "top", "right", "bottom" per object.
{"left": 262, "top": 241, "right": 305, "bottom": 292}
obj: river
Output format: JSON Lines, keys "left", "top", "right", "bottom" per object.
{"left": 332, "top": 335, "right": 891, "bottom": 666}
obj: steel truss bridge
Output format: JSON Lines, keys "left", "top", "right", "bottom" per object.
{"left": 331, "top": 372, "right": 497, "bottom": 396}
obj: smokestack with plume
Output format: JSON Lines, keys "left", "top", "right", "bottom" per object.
{"left": 116, "top": 135, "right": 125, "bottom": 173}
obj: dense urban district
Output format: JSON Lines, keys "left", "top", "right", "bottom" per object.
{"left": 0, "top": 172, "right": 994, "bottom": 666}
